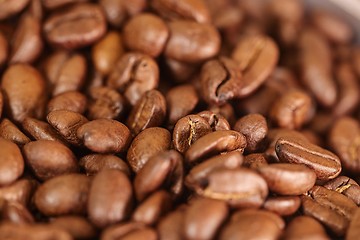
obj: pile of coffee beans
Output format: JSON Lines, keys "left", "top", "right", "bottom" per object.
{"left": 1, "top": 0, "right": 360, "bottom": 239}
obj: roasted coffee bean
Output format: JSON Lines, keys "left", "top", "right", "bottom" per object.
{"left": 88, "top": 169, "right": 133, "bottom": 228}
{"left": 1, "top": 200, "right": 34, "bottom": 224}
{"left": 77, "top": 119, "right": 131, "bottom": 153}
{"left": 231, "top": 35, "right": 279, "bottom": 97}
{"left": 92, "top": 31, "right": 124, "bottom": 76}
{"left": 234, "top": 113, "right": 267, "bottom": 152}
{"left": 275, "top": 135, "right": 341, "bottom": 180}
{"left": 0, "top": 0, "right": 30, "bottom": 20}
{"left": 123, "top": 13, "right": 168, "bottom": 57}
{"left": 200, "top": 57, "right": 242, "bottom": 105}
{"left": 44, "top": 51, "right": 87, "bottom": 96}
{"left": 47, "top": 91, "right": 87, "bottom": 114}
{"left": 127, "top": 90, "right": 166, "bottom": 135}
{"left": 164, "top": 20, "right": 221, "bottom": 63}
{"left": 0, "top": 118, "right": 30, "bottom": 145}
{"left": 164, "top": 57, "right": 199, "bottom": 83}
{"left": 23, "top": 140, "right": 79, "bottom": 180}
{"left": 157, "top": 208, "right": 185, "bottom": 240}
{"left": 282, "top": 216, "right": 330, "bottom": 240}
{"left": 101, "top": 222, "right": 157, "bottom": 240}
{"left": 184, "top": 197, "right": 228, "bottom": 240}
{"left": 1, "top": 64, "right": 46, "bottom": 122}
{"left": 270, "top": 89, "right": 314, "bottom": 129}
{"left": 34, "top": 174, "right": 91, "bottom": 216}
{"left": 257, "top": 163, "right": 316, "bottom": 195}
{"left": 42, "top": 0, "right": 89, "bottom": 9}
{"left": 79, "top": 154, "right": 130, "bottom": 177}
{"left": 49, "top": 216, "right": 97, "bottom": 240}
{"left": 166, "top": 84, "right": 199, "bottom": 126}
{"left": 0, "top": 179, "right": 36, "bottom": 205}
{"left": 107, "top": 52, "right": 159, "bottom": 106}
{"left": 43, "top": 3, "right": 107, "bottom": 49}
{"left": 263, "top": 196, "right": 301, "bottom": 216}
{"left": 22, "top": 117, "right": 66, "bottom": 143}
{"left": 323, "top": 176, "right": 360, "bottom": 205}
{"left": 197, "top": 111, "right": 230, "bottom": 131}
{"left": 134, "top": 150, "right": 183, "bottom": 201}
{"left": 127, "top": 127, "right": 171, "bottom": 172}
{"left": 329, "top": 117, "right": 360, "bottom": 173}
{"left": 347, "top": 208, "right": 360, "bottom": 240}
{"left": 185, "top": 130, "right": 247, "bottom": 164}
{"left": 194, "top": 168, "right": 268, "bottom": 208}
{"left": 47, "top": 110, "right": 88, "bottom": 145}
{"left": 151, "top": 0, "right": 210, "bottom": 23}
{"left": 173, "top": 115, "right": 212, "bottom": 153}
{"left": 243, "top": 153, "right": 268, "bottom": 169}
{"left": 10, "top": 13, "right": 42, "bottom": 63}
{"left": 0, "top": 32, "right": 7, "bottom": 67}
{"left": 0, "top": 138, "right": 24, "bottom": 186}
{"left": 132, "top": 190, "right": 172, "bottom": 225}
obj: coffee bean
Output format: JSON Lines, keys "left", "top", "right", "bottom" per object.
{"left": 347, "top": 208, "right": 360, "bottom": 240}
{"left": 0, "top": 0, "right": 30, "bottom": 20}
{"left": 47, "top": 91, "right": 87, "bottom": 114}
{"left": 1, "top": 64, "right": 46, "bottom": 122}
{"left": 198, "top": 111, "right": 230, "bottom": 131}
{"left": 34, "top": 174, "right": 91, "bottom": 216}
{"left": 77, "top": 119, "right": 131, "bottom": 153}
{"left": 0, "top": 118, "right": 30, "bottom": 145}
{"left": 164, "top": 20, "right": 221, "bottom": 63}
{"left": 107, "top": 52, "right": 159, "bottom": 106}
{"left": 0, "top": 179, "right": 36, "bottom": 205}
{"left": 157, "top": 208, "right": 186, "bottom": 240}
{"left": 234, "top": 113, "right": 268, "bottom": 152}
{"left": 79, "top": 154, "right": 130, "bottom": 177}
{"left": 257, "top": 163, "right": 316, "bottom": 195}
{"left": 127, "top": 90, "right": 166, "bottom": 135}
{"left": 243, "top": 153, "right": 268, "bottom": 169}
{"left": 23, "top": 140, "right": 79, "bottom": 180}
{"left": 275, "top": 135, "right": 341, "bottom": 180}
{"left": 88, "top": 169, "right": 133, "bottom": 228}
{"left": 0, "top": 32, "right": 8, "bottom": 67}
{"left": 263, "top": 196, "right": 301, "bottom": 216}
{"left": 323, "top": 176, "right": 360, "bottom": 205}
{"left": 127, "top": 127, "right": 171, "bottom": 172}
{"left": 42, "top": 0, "right": 89, "bottom": 9}
{"left": 91, "top": 31, "right": 124, "bottom": 76}
{"left": 0, "top": 138, "right": 24, "bottom": 186}
{"left": 283, "top": 216, "right": 330, "bottom": 240}
{"left": 165, "top": 57, "right": 199, "bottom": 83}
{"left": 44, "top": 3, "right": 107, "bottom": 49}
{"left": 185, "top": 130, "right": 247, "bottom": 164}
{"left": 49, "top": 216, "right": 97, "bottom": 240}
{"left": 1, "top": 200, "right": 34, "bottom": 224}
{"left": 22, "top": 117, "right": 66, "bottom": 144}
{"left": 101, "top": 222, "right": 157, "bottom": 240}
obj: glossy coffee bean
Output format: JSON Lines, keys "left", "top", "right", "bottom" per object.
{"left": 283, "top": 216, "right": 330, "bottom": 240}
{"left": 49, "top": 216, "right": 97, "bottom": 240}
{"left": 1, "top": 200, "right": 34, "bottom": 224}
{"left": 0, "top": 119, "right": 30, "bottom": 146}
{"left": 347, "top": 208, "right": 360, "bottom": 240}
{"left": 79, "top": 154, "right": 130, "bottom": 177}
{"left": 263, "top": 196, "right": 301, "bottom": 216}
{"left": 0, "top": 138, "right": 24, "bottom": 186}
{"left": 323, "top": 176, "right": 360, "bottom": 205}
{"left": 0, "top": 179, "right": 36, "bottom": 205}
{"left": 47, "top": 91, "right": 87, "bottom": 114}
{"left": 197, "top": 111, "right": 230, "bottom": 131}
{"left": 243, "top": 153, "right": 268, "bottom": 169}
{"left": 22, "top": 117, "right": 66, "bottom": 144}
{"left": 0, "top": 0, "right": 30, "bottom": 20}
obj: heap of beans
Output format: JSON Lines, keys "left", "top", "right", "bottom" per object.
{"left": 1, "top": 0, "right": 360, "bottom": 239}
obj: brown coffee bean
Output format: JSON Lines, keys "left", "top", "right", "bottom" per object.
{"left": 197, "top": 111, "right": 230, "bottom": 131}
{"left": 164, "top": 20, "right": 220, "bottom": 63}
{"left": 0, "top": 119, "right": 30, "bottom": 145}
{"left": 200, "top": 57, "right": 242, "bottom": 105}
{"left": 91, "top": 31, "right": 124, "bottom": 76}
{"left": 127, "top": 127, "right": 171, "bottom": 172}
{"left": 231, "top": 35, "right": 279, "bottom": 97}
{"left": 195, "top": 168, "right": 268, "bottom": 208}
{"left": 347, "top": 208, "right": 360, "bottom": 240}
{"left": 0, "top": 32, "right": 8, "bottom": 67}
{"left": 209, "top": 103, "right": 236, "bottom": 127}
{"left": 151, "top": 0, "right": 210, "bottom": 23}
{"left": 352, "top": 47, "right": 360, "bottom": 78}
{"left": 49, "top": 216, "right": 96, "bottom": 240}
{"left": 123, "top": 13, "right": 168, "bottom": 57}
{"left": 275, "top": 135, "right": 341, "bottom": 180}
{"left": 1, "top": 64, "right": 46, "bottom": 122}
{"left": 42, "top": 0, "right": 89, "bottom": 9}
{"left": 329, "top": 117, "right": 360, "bottom": 173}
{"left": 173, "top": 115, "right": 212, "bottom": 154}
{"left": 283, "top": 216, "right": 330, "bottom": 240}
{"left": 44, "top": 3, "right": 107, "bottom": 49}
{"left": 22, "top": 117, "right": 66, "bottom": 143}
{"left": 185, "top": 130, "right": 247, "bottom": 164}
{"left": 79, "top": 154, "right": 130, "bottom": 177}
{"left": 134, "top": 150, "right": 183, "bottom": 201}
{"left": 263, "top": 196, "right": 301, "bottom": 216}
{"left": 132, "top": 190, "right": 172, "bottom": 225}
{"left": 323, "top": 176, "right": 360, "bottom": 205}
{"left": 270, "top": 89, "right": 314, "bottom": 129}
{"left": 127, "top": 90, "right": 166, "bottom": 135}
{"left": 0, "top": 0, "right": 30, "bottom": 20}
{"left": 47, "top": 91, "right": 87, "bottom": 114}
{"left": 88, "top": 169, "right": 133, "bottom": 228}
{"left": 77, "top": 119, "right": 131, "bottom": 153}
{"left": 0, "top": 138, "right": 24, "bottom": 186}
{"left": 44, "top": 51, "right": 87, "bottom": 96}
{"left": 23, "top": 140, "right": 79, "bottom": 180}
{"left": 87, "top": 86, "right": 125, "bottom": 120}
{"left": 243, "top": 153, "right": 268, "bottom": 169}
{"left": 102, "top": 222, "right": 157, "bottom": 240}
{"left": 0, "top": 223, "right": 72, "bottom": 240}
{"left": 165, "top": 57, "right": 199, "bottom": 83}
{"left": 234, "top": 113, "right": 268, "bottom": 152}
{"left": 157, "top": 208, "right": 185, "bottom": 240}
{"left": 47, "top": 110, "right": 88, "bottom": 146}
{"left": 107, "top": 52, "right": 159, "bottom": 106}
{"left": 0, "top": 179, "right": 36, "bottom": 205}
{"left": 166, "top": 84, "right": 199, "bottom": 126}
{"left": 184, "top": 197, "right": 228, "bottom": 240}
{"left": 1, "top": 200, "right": 34, "bottom": 224}
{"left": 34, "top": 174, "right": 91, "bottom": 216}
{"left": 231, "top": 208, "right": 285, "bottom": 230}
{"left": 257, "top": 163, "right": 316, "bottom": 195}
